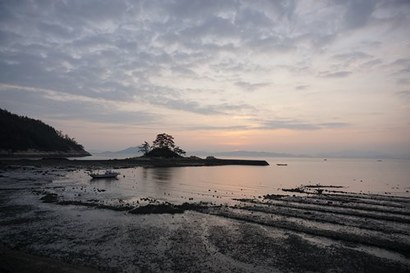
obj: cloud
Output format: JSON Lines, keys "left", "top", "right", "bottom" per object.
{"left": 332, "top": 51, "right": 372, "bottom": 62}
{"left": 359, "top": 59, "right": 382, "bottom": 69}
{"left": 183, "top": 125, "right": 249, "bottom": 131}
{"left": 180, "top": 119, "right": 350, "bottom": 132}
{"left": 0, "top": 84, "right": 159, "bottom": 125}
{"left": 235, "top": 81, "right": 270, "bottom": 91}
{"left": 256, "top": 119, "right": 350, "bottom": 131}
{"left": 145, "top": 94, "right": 255, "bottom": 116}
{"left": 295, "top": 85, "right": 309, "bottom": 90}
{"left": 397, "top": 78, "right": 410, "bottom": 85}
{"left": 390, "top": 58, "right": 410, "bottom": 74}
{"left": 0, "top": 0, "right": 409, "bottom": 153}
{"left": 0, "top": 0, "right": 386, "bottom": 106}
{"left": 343, "top": 0, "right": 376, "bottom": 29}
{"left": 396, "top": 90, "right": 410, "bottom": 100}
{"left": 319, "top": 71, "right": 352, "bottom": 78}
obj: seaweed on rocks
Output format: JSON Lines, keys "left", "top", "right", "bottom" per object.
{"left": 128, "top": 202, "right": 209, "bottom": 215}
{"left": 39, "top": 191, "right": 212, "bottom": 215}
{"left": 282, "top": 185, "right": 345, "bottom": 194}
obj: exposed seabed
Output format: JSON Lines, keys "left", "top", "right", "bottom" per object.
{"left": 0, "top": 165, "right": 409, "bottom": 273}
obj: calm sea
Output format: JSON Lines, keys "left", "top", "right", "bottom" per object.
{"left": 58, "top": 157, "right": 410, "bottom": 204}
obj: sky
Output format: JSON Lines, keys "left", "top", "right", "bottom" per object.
{"left": 0, "top": 0, "right": 409, "bottom": 156}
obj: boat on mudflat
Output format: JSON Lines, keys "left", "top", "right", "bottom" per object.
{"left": 89, "top": 170, "right": 120, "bottom": 179}
{"left": 276, "top": 163, "right": 288, "bottom": 166}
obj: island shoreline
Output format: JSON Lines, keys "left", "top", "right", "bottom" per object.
{"left": 0, "top": 157, "right": 269, "bottom": 169}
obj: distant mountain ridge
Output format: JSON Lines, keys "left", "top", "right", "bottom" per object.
{"left": 94, "top": 148, "right": 303, "bottom": 159}
{"left": 93, "top": 147, "right": 403, "bottom": 160}
{"left": 95, "top": 146, "right": 142, "bottom": 157}
{"left": 94, "top": 147, "right": 398, "bottom": 159}
{"left": 0, "top": 109, "right": 90, "bottom": 157}
{"left": 205, "top": 150, "right": 301, "bottom": 158}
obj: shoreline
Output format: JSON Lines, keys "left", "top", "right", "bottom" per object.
{"left": 0, "top": 157, "right": 270, "bottom": 168}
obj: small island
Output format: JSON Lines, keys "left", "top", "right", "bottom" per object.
{"left": 130, "top": 133, "right": 269, "bottom": 167}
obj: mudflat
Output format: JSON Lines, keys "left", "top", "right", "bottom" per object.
{"left": 0, "top": 163, "right": 409, "bottom": 273}
{"left": 0, "top": 245, "right": 103, "bottom": 273}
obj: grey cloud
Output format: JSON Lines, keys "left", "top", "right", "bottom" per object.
{"left": 234, "top": 6, "right": 273, "bottom": 36}
{"left": 161, "top": 0, "right": 236, "bottom": 21}
{"left": 0, "top": 87, "right": 158, "bottom": 125}
{"left": 37, "top": 21, "right": 75, "bottom": 39}
{"left": 184, "top": 119, "right": 350, "bottom": 132}
{"left": 0, "top": 0, "right": 409, "bottom": 127}
{"left": 183, "top": 125, "right": 249, "bottom": 131}
{"left": 52, "top": 0, "right": 128, "bottom": 26}
{"left": 245, "top": 35, "right": 296, "bottom": 54}
{"left": 319, "top": 71, "right": 352, "bottom": 78}
{"left": 145, "top": 94, "right": 254, "bottom": 116}
{"left": 0, "top": 30, "right": 25, "bottom": 47}
{"left": 343, "top": 0, "right": 375, "bottom": 29}
{"left": 0, "top": 0, "right": 360, "bottom": 106}
{"left": 396, "top": 90, "right": 410, "bottom": 100}
{"left": 319, "top": 122, "right": 350, "bottom": 129}
{"left": 397, "top": 78, "right": 410, "bottom": 85}
{"left": 332, "top": 51, "right": 378, "bottom": 72}
{"left": 235, "top": 81, "right": 270, "bottom": 91}
{"left": 180, "top": 15, "right": 238, "bottom": 40}
{"left": 391, "top": 58, "right": 410, "bottom": 74}
{"left": 257, "top": 119, "right": 350, "bottom": 130}
{"left": 391, "top": 59, "right": 410, "bottom": 66}
{"left": 333, "top": 51, "right": 372, "bottom": 61}
{"left": 156, "top": 98, "right": 220, "bottom": 115}
{"left": 261, "top": 120, "right": 320, "bottom": 130}
{"left": 295, "top": 85, "right": 309, "bottom": 90}
{"left": 360, "top": 59, "right": 382, "bottom": 69}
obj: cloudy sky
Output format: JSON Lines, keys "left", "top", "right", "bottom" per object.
{"left": 1, "top": 0, "right": 409, "bottom": 156}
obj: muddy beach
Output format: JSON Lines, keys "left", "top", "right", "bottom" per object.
{"left": 0, "top": 163, "right": 409, "bottom": 273}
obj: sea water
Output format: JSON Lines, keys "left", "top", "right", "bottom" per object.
{"left": 55, "top": 158, "right": 410, "bottom": 205}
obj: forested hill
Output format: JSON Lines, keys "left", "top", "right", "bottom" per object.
{"left": 0, "top": 109, "right": 90, "bottom": 157}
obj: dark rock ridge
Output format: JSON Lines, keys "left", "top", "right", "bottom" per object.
{"left": 0, "top": 157, "right": 270, "bottom": 168}
{"left": 0, "top": 108, "right": 90, "bottom": 158}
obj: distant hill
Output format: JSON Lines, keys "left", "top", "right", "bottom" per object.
{"left": 0, "top": 109, "right": 90, "bottom": 157}
{"left": 95, "top": 148, "right": 299, "bottom": 159}
{"left": 207, "top": 150, "right": 300, "bottom": 158}
{"left": 93, "top": 147, "right": 400, "bottom": 160}
{"left": 94, "top": 146, "right": 142, "bottom": 158}
{"left": 188, "top": 150, "right": 305, "bottom": 158}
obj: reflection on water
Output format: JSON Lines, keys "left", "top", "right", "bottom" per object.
{"left": 57, "top": 158, "right": 410, "bottom": 205}
{"left": 143, "top": 167, "right": 176, "bottom": 182}
{"left": 90, "top": 178, "right": 119, "bottom": 189}
{"left": 141, "top": 167, "right": 182, "bottom": 194}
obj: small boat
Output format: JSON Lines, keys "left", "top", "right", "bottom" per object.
{"left": 276, "top": 163, "right": 288, "bottom": 166}
{"left": 89, "top": 170, "right": 120, "bottom": 179}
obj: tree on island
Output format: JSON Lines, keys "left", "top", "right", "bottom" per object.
{"left": 139, "top": 133, "right": 186, "bottom": 158}
{"left": 152, "top": 133, "right": 176, "bottom": 150}
{"left": 138, "top": 141, "right": 151, "bottom": 155}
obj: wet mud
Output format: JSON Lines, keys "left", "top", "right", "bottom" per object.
{"left": 0, "top": 166, "right": 409, "bottom": 272}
